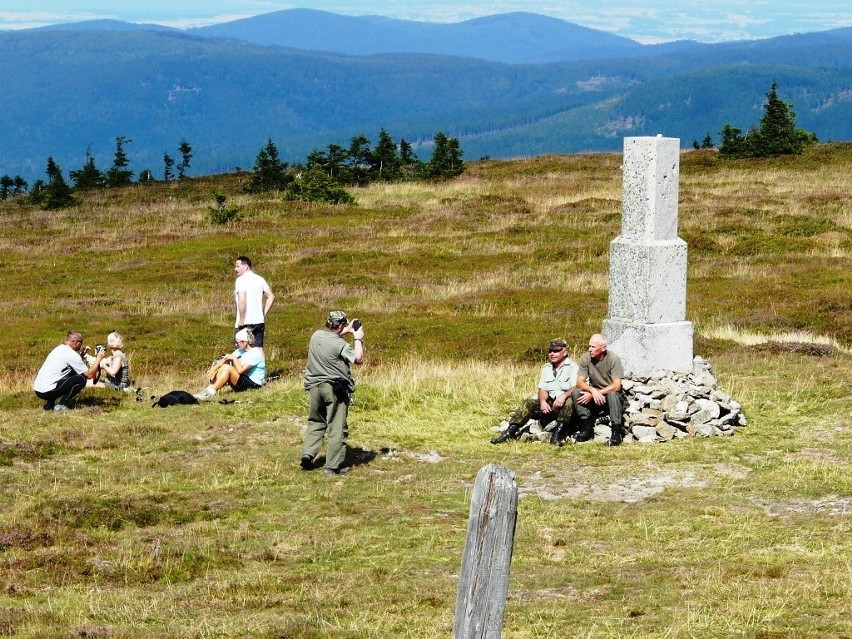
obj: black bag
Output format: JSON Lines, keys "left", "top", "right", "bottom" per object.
{"left": 152, "top": 390, "right": 199, "bottom": 408}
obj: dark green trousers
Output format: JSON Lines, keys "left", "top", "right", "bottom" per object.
{"left": 303, "top": 382, "right": 349, "bottom": 470}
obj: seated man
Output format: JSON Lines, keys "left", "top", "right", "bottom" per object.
{"left": 491, "top": 338, "right": 578, "bottom": 446}
{"left": 33, "top": 331, "right": 106, "bottom": 411}
{"left": 194, "top": 328, "right": 265, "bottom": 400}
{"left": 570, "top": 334, "right": 626, "bottom": 446}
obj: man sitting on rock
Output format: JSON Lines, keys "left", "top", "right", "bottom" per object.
{"left": 491, "top": 338, "right": 577, "bottom": 446}
{"left": 570, "top": 334, "right": 626, "bottom": 446}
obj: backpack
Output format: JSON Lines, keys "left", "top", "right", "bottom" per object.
{"left": 152, "top": 390, "right": 199, "bottom": 408}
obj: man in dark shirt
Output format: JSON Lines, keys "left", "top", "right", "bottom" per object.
{"left": 570, "top": 334, "right": 626, "bottom": 446}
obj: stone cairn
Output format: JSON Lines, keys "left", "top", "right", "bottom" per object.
{"left": 503, "top": 136, "right": 746, "bottom": 444}
{"left": 508, "top": 356, "right": 747, "bottom": 444}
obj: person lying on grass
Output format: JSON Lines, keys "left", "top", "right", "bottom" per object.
{"left": 194, "top": 328, "right": 266, "bottom": 400}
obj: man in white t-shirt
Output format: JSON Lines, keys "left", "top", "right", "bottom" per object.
{"left": 33, "top": 331, "right": 106, "bottom": 411}
{"left": 234, "top": 255, "right": 275, "bottom": 349}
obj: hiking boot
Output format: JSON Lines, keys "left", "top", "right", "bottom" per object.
{"left": 490, "top": 423, "right": 520, "bottom": 445}
{"left": 607, "top": 427, "right": 624, "bottom": 447}
{"left": 550, "top": 421, "right": 571, "bottom": 447}
{"left": 571, "top": 423, "right": 594, "bottom": 443}
{"left": 300, "top": 455, "right": 314, "bottom": 471}
{"left": 324, "top": 466, "right": 351, "bottom": 476}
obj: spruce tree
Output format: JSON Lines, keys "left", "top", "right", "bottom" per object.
{"left": 371, "top": 128, "right": 401, "bottom": 181}
{"left": 104, "top": 136, "right": 134, "bottom": 187}
{"left": 177, "top": 139, "right": 192, "bottom": 179}
{"left": 163, "top": 153, "right": 175, "bottom": 181}
{"left": 70, "top": 149, "right": 104, "bottom": 190}
{"left": 42, "top": 158, "right": 76, "bottom": 210}
{"left": 246, "top": 138, "right": 289, "bottom": 192}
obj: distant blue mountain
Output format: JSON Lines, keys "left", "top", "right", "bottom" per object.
{"left": 0, "top": 12, "right": 849, "bottom": 182}
{"left": 32, "top": 19, "right": 178, "bottom": 33}
{"left": 189, "top": 9, "right": 643, "bottom": 63}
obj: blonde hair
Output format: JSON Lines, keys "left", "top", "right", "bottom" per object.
{"left": 107, "top": 331, "right": 124, "bottom": 349}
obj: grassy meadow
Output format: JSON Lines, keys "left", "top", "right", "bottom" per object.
{"left": 0, "top": 144, "right": 850, "bottom": 638}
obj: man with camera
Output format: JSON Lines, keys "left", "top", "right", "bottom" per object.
{"left": 301, "top": 311, "right": 364, "bottom": 475}
{"left": 491, "top": 338, "right": 578, "bottom": 446}
{"left": 33, "top": 331, "right": 107, "bottom": 411}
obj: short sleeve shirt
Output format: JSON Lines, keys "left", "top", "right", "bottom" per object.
{"left": 537, "top": 359, "right": 578, "bottom": 399}
{"left": 577, "top": 351, "right": 624, "bottom": 390}
{"left": 234, "top": 347, "right": 266, "bottom": 386}
{"left": 234, "top": 271, "right": 270, "bottom": 327}
{"left": 33, "top": 344, "right": 87, "bottom": 393}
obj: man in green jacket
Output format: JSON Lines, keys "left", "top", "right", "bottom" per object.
{"left": 301, "top": 310, "right": 365, "bottom": 475}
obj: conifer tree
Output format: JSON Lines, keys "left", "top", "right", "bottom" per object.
{"left": 177, "top": 139, "right": 192, "bottom": 179}
{"left": 246, "top": 138, "right": 289, "bottom": 192}
{"left": 371, "top": 128, "right": 401, "bottom": 181}
{"left": 719, "top": 82, "right": 816, "bottom": 159}
{"left": 41, "top": 158, "right": 76, "bottom": 210}
{"left": 163, "top": 153, "right": 175, "bottom": 182}
{"left": 104, "top": 136, "right": 134, "bottom": 187}
{"left": 70, "top": 149, "right": 104, "bottom": 190}
{"left": 427, "top": 131, "right": 464, "bottom": 178}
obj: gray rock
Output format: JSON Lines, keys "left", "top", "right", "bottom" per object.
{"left": 632, "top": 425, "right": 658, "bottom": 443}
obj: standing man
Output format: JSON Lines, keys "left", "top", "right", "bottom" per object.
{"left": 491, "top": 338, "right": 578, "bottom": 446}
{"left": 301, "top": 311, "right": 365, "bottom": 475}
{"left": 234, "top": 256, "right": 275, "bottom": 350}
{"left": 33, "top": 331, "right": 106, "bottom": 411}
{"left": 570, "top": 334, "right": 626, "bottom": 446}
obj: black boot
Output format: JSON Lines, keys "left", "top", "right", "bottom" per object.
{"left": 491, "top": 423, "right": 521, "bottom": 444}
{"left": 571, "top": 420, "right": 594, "bottom": 443}
{"left": 607, "top": 424, "right": 623, "bottom": 446}
{"left": 550, "top": 421, "right": 571, "bottom": 447}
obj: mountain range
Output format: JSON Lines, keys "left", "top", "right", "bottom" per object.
{"left": 1, "top": 10, "right": 850, "bottom": 182}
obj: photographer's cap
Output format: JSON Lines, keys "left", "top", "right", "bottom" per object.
{"left": 327, "top": 310, "right": 349, "bottom": 327}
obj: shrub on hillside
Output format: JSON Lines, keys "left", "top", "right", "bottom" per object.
{"left": 284, "top": 169, "right": 355, "bottom": 205}
{"left": 719, "top": 81, "right": 817, "bottom": 159}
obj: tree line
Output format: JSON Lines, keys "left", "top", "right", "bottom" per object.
{"left": 245, "top": 128, "right": 464, "bottom": 204}
{"left": 1, "top": 127, "right": 463, "bottom": 209}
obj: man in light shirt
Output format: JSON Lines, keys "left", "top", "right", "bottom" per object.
{"left": 233, "top": 255, "right": 275, "bottom": 350}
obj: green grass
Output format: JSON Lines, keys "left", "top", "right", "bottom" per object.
{"left": 0, "top": 144, "right": 850, "bottom": 638}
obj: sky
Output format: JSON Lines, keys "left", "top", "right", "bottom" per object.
{"left": 0, "top": 0, "right": 849, "bottom": 43}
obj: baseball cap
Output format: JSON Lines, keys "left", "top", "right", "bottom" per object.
{"left": 327, "top": 310, "right": 349, "bottom": 327}
{"left": 548, "top": 338, "right": 567, "bottom": 352}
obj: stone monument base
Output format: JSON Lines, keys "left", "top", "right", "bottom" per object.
{"left": 604, "top": 319, "right": 694, "bottom": 375}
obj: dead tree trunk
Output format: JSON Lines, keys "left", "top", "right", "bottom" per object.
{"left": 453, "top": 464, "right": 518, "bottom": 639}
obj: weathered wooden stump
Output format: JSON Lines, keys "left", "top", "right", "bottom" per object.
{"left": 453, "top": 464, "right": 518, "bottom": 639}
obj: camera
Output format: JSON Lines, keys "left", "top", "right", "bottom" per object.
{"left": 95, "top": 345, "right": 105, "bottom": 355}
{"left": 352, "top": 319, "right": 362, "bottom": 331}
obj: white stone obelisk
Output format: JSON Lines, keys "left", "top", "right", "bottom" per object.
{"left": 603, "top": 135, "right": 693, "bottom": 374}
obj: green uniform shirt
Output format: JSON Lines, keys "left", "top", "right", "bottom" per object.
{"left": 303, "top": 328, "right": 356, "bottom": 391}
{"left": 577, "top": 351, "right": 623, "bottom": 389}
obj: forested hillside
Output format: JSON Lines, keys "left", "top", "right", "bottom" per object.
{"left": 0, "top": 17, "right": 850, "bottom": 181}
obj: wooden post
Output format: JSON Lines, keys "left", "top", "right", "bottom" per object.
{"left": 453, "top": 464, "right": 518, "bottom": 639}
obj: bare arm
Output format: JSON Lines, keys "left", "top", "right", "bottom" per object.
{"left": 84, "top": 351, "right": 107, "bottom": 380}
{"left": 236, "top": 291, "right": 247, "bottom": 326}
{"left": 263, "top": 287, "right": 275, "bottom": 316}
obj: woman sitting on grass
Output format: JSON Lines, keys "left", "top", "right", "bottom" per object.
{"left": 194, "top": 328, "right": 266, "bottom": 400}
{"left": 85, "top": 331, "right": 131, "bottom": 391}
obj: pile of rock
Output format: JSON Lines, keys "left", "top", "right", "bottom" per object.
{"left": 510, "top": 356, "right": 746, "bottom": 444}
